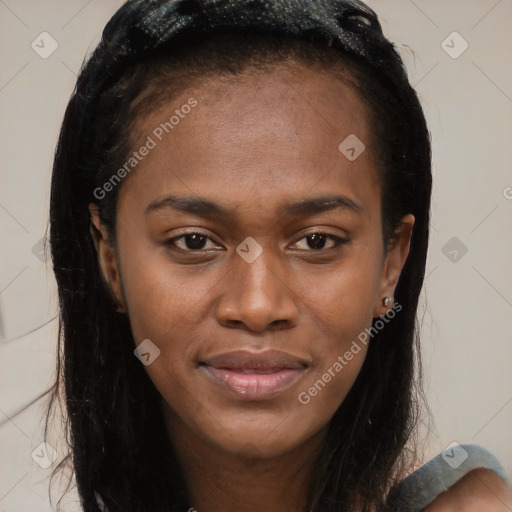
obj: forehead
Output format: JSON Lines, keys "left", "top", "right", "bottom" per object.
{"left": 118, "top": 60, "right": 379, "bottom": 220}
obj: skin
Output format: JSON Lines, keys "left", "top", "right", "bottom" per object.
{"left": 88, "top": 61, "right": 510, "bottom": 511}
{"left": 425, "top": 468, "right": 512, "bottom": 511}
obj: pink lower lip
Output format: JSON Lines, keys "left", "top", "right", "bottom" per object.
{"left": 201, "top": 365, "right": 305, "bottom": 400}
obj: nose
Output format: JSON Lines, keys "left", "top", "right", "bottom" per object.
{"left": 215, "top": 247, "right": 300, "bottom": 333}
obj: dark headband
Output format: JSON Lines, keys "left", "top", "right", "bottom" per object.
{"left": 81, "top": 0, "right": 390, "bottom": 99}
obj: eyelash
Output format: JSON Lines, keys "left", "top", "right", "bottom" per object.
{"left": 162, "top": 230, "right": 349, "bottom": 255}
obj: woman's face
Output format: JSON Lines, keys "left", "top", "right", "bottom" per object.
{"left": 91, "top": 61, "right": 413, "bottom": 460}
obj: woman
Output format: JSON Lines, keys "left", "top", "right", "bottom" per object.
{"left": 45, "top": 0, "right": 511, "bottom": 510}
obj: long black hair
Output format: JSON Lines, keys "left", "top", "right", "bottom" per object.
{"left": 45, "top": 1, "right": 432, "bottom": 511}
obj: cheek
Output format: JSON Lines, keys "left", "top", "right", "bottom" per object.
{"left": 118, "top": 240, "right": 214, "bottom": 344}
{"left": 295, "top": 274, "right": 372, "bottom": 412}
{"left": 297, "top": 245, "right": 382, "bottom": 346}
{"left": 296, "top": 349, "right": 366, "bottom": 421}
{"left": 292, "top": 245, "right": 381, "bottom": 406}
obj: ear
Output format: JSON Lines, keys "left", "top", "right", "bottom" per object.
{"left": 372, "top": 213, "right": 415, "bottom": 318}
{"left": 88, "top": 203, "right": 126, "bottom": 313}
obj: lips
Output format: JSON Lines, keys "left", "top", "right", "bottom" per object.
{"left": 199, "top": 350, "right": 308, "bottom": 401}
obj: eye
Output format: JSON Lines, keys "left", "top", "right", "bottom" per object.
{"left": 162, "top": 230, "right": 349, "bottom": 254}
{"left": 164, "top": 232, "right": 220, "bottom": 252}
{"left": 293, "top": 232, "right": 348, "bottom": 252}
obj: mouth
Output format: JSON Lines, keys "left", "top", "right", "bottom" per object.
{"left": 198, "top": 350, "right": 309, "bottom": 401}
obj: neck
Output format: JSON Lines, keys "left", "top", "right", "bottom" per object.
{"left": 162, "top": 404, "right": 327, "bottom": 512}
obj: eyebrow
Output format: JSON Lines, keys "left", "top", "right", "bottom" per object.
{"left": 144, "top": 194, "right": 362, "bottom": 219}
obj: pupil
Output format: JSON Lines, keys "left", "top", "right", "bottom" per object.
{"left": 308, "top": 233, "right": 326, "bottom": 250}
{"left": 186, "top": 234, "right": 206, "bottom": 250}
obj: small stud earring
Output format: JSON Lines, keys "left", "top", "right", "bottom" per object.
{"left": 383, "top": 297, "right": 392, "bottom": 307}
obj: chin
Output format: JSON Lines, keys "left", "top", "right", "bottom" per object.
{"left": 204, "top": 411, "right": 321, "bottom": 460}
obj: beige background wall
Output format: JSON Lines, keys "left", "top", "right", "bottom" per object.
{"left": 1, "top": 0, "right": 511, "bottom": 510}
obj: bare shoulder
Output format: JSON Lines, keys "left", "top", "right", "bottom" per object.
{"left": 425, "top": 467, "right": 512, "bottom": 511}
